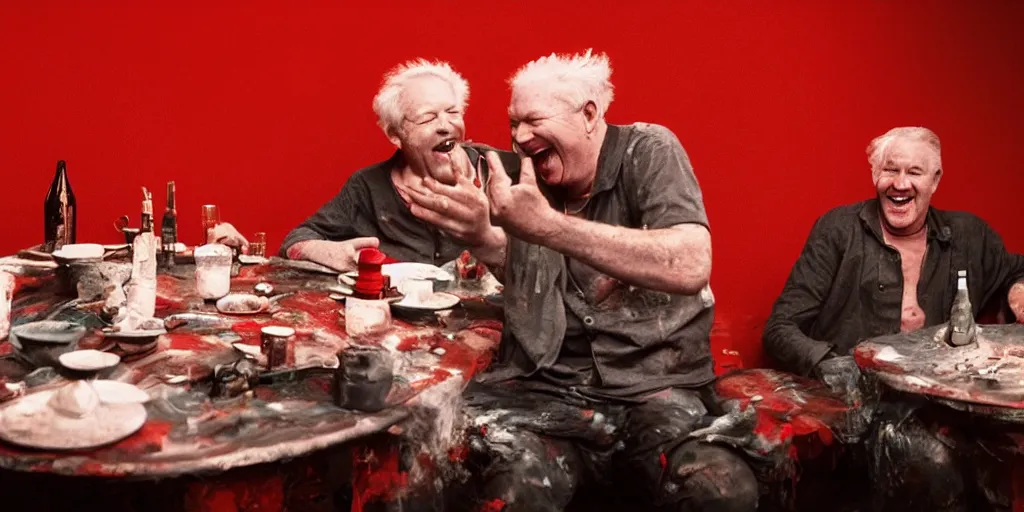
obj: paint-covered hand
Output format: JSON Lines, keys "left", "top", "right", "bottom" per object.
{"left": 1009, "top": 282, "right": 1024, "bottom": 323}
{"left": 405, "top": 168, "right": 500, "bottom": 250}
{"left": 485, "top": 152, "right": 559, "bottom": 244}
{"left": 208, "top": 222, "right": 249, "bottom": 251}
{"left": 287, "top": 238, "right": 379, "bottom": 272}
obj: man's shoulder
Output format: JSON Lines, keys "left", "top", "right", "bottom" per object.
{"left": 811, "top": 200, "right": 873, "bottom": 239}
{"left": 622, "top": 122, "right": 683, "bottom": 149}
{"left": 344, "top": 157, "right": 397, "bottom": 189}
{"left": 931, "top": 206, "right": 989, "bottom": 228}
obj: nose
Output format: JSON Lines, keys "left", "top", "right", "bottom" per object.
{"left": 893, "top": 171, "right": 912, "bottom": 190}
{"left": 512, "top": 122, "right": 532, "bottom": 147}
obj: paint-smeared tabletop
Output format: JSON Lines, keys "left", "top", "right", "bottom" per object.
{"left": 855, "top": 323, "right": 1024, "bottom": 421}
{"left": 0, "top": 260, "right": 502, "bottom": 478}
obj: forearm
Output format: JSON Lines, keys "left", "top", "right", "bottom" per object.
{"left": 1008, "top": 281, "right": 1024, "bottom": 320}
{"left": 469, "top": 227, "right": 507, "bottom": 270}
{"left": 280, "top": 226, "right": 327, "bottom": 258}
{"left": 539, "top": 214, "right": 710, "bottom": 295}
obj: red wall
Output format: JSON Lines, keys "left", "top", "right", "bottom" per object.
{"left": 2, "top": 2, "right": 1022, "bottom": 369}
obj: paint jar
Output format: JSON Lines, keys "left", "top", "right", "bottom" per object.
{"left": 344, "top": 297, "right": 391, "bottom": 339}
{"left": 0, "top": 271, "right": 14, "bottom": 341}
{"left": 249, "top": 232, "right": 267, "bottom": 258}
{"left": 194, "top": 243, "right": 232, "bottom": 300}
{"left": 333, "top": 346, "right": 393, "bottom": 412}
{"left": 260, "top": 326, "right": 294, "bottom": 370}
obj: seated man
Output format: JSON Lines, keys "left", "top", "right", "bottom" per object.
{"left": 430, "top": 50, "right": 758, "bottom": 511}
{"left": 764, "top": 126, "right": 1024, "bottom": 511}
{"left": 279, "top": 60, "right": 517, "bottom": 271}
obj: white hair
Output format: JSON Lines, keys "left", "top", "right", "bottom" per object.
{"left": 510, "top": 49, "right": 615, "bottom": 117}
{"left": 372, "top": 59, "right": 469, "bottom": 135}
{"left": 867, "top": 126, "right": 942, "bottom": 172}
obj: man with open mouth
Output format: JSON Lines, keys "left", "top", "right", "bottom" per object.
{"left": 764, "top": 126, "right": 1024, "bottom": 511}
{"left": 448, "top": 50, "right": 759, "bottom": 511}
{"left": 280, "top": 59, "right": 518, "bottom": 272}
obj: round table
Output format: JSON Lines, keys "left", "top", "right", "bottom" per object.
{"left": 0, "top": 259, "right": 503, "bottom": 511}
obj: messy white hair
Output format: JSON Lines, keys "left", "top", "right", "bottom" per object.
{"left": 867, "top": 126, "right": 942, "bottom": 173}
{"left": 510, "top": 49, "right": 615, "bottom": 117}
{"left": 372, "top": 59, "right": 469, "bottom": 135}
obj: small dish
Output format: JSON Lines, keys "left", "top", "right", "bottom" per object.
{"left": 51, "top": 244, "right": 105, "bottom": 265}
{"left": 58, "top": 350, "right": 121, "bottom": 379}
{"left": 101, "top": 328, "right": 165, "bottom": 355}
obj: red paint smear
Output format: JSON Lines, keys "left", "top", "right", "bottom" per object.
{"left": 659, "top": 452, "right": 667, "bottom": 469}
{"left": 350, "top": 444, "right": 408, "bottom": 512}
{"left": 718, "top": 370, "right": 850, "bottom": 456}
{"left": 167, "top": 331, "right": 219, "bottom": 352}
{"left": 448, "top": 443, "right": 470, "bottom": 463}
{"left": 478, "top": 498, "right": 506, "bottom": 512}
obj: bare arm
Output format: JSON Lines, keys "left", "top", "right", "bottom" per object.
{"left": 539, "top": 215, "right": 710, "bottom": 295}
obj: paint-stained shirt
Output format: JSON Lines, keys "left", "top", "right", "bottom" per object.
{"left": 763, "top": 199, "right": 1024, "bottom": 376}
{"left": 279, "top": 145, "right": 520, "bottom": 264}
{"left": 486, "top": 123, "right": 716, "bottom": 401}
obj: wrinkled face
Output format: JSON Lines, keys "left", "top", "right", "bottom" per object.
{"left": 873, "top": 138, "right": 942, "bottom": 235}
{"left": 391, "top": 75, "right": 466, "bottom": 184}
{"left": 508, "top": 84, "right": 591, "bottom": 189}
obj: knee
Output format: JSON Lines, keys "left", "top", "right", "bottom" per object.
{"left": 667, "top": 443, "right": 759, "bottom": 512}
{"left": 871, "top": 418, "right": 965, "bottom": 511}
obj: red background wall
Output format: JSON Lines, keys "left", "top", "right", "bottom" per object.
{"left": 2, "top": 2, "right": 1022, "bottom": 369}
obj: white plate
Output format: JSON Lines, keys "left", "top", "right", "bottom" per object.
{"left": 392, "top": 292, "right": 460, "bottom": 311}
{"left": 382, "top": 263, "right": 454, "bottom": 283}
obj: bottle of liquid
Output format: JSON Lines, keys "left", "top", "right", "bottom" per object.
{"left": 140, "top": 187, "right": 153, "bottom": 233}
{"left": 946, "top": 270, "right": 978, "bottom": 347}
{"left": 43, "top": 160, "right": 77, "bottom": 252}
{"left": 161, "top": 181, "right": 178, "bottom": 267}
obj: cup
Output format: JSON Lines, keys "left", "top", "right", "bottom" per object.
{"left": 333, "top": 346, "right": 393, "bottom": 412}
{"left": 260, "top": 326, "right": 294, "bottom": 370}
{"left": 0, "top": 271, "right": 14, "bottom": 341}
{"left": 194, "top": 243, "right": 233, "bottom": 300}
{"left": 250, "top": 232, "right": 267, "bottom": 258}
{"left": 398, "top": 278, "right": 433, "bottom": 304}
{"left": 201, "top": 205, "right": 220, "bottom": 243}
{"left": 344, "top": 297, "right": 391, "bottom": 338}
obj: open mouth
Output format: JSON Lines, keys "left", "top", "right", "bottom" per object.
{"left": 887, "top": 195, "right": 913, "bottom": 207}
{"left": 433, "top": 139, "right": 456, "bottom": 153}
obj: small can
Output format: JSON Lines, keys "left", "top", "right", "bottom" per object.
{"left": 260, "top": 325, "right": 294, "bottom": 369}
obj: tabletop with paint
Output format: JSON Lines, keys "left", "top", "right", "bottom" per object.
{"left": 0, "top": 259, "right": 503, "bottom": 478}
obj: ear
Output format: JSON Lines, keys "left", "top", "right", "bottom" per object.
{"left": 582, "top": 101, "right": 600, "bottom": 133}
{"left": 386, "top": 125, "right": 403, "bottom": 148}
{"left": 933, "top": 168, "right": 942, "bottom": 190}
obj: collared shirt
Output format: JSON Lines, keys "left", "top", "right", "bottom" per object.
{"left": 488, "top": 123, "right": 716, "bottom": 401}
{"left": 279, "top": 145, "right": 520, "bottom": 264}
{"left": 764, "top": 199, "right": 1024, "bottom": 376}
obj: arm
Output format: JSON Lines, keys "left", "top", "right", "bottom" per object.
{"left": 279, "top": 180, "right": 379, "bottom": 272}
{"left": 975, "top": 220, "right": 1024, "bottom": 321}
{"left": 485, "top": 129, "right": 711, "bottom": 294}
{"left": 279, "top": 182, "right": 361, "bottom": 257}
{"left": 762, "top": 217, "right": 843, "bottom": 376}
{"left": 536, "top": 217, "right": 709, "bottom": 295}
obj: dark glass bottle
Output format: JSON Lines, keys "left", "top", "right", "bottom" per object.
{"left": 161, "top": 181, "right": 178, "bottom": 267}
{"left": 44, "top": 160, "right": 77, "bottom": 252}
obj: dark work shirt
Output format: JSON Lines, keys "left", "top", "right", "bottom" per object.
{"left": 764, "top": 199, "right": 1024, "bottom": 376}
{"left": 279, "top": 145, "right": 520, "bottom": 264}
{"left": 487, "top": 123, "right": 716, "bottom": 401}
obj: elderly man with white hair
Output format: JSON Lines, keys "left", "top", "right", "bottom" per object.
{"left": 764, "top": 127, "right": 1024, "bottom": 511}
{"left": 424, "top": 50, "right": 758, "bottom": 511}
{"left": 279, "top": 59, "right": 517, "bottom": 270}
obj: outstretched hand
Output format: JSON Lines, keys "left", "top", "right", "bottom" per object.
{"left": 485, "top": 152, "right": 559, "bottom": 243}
